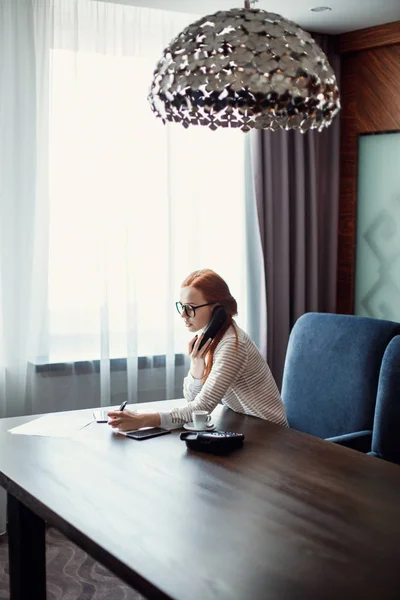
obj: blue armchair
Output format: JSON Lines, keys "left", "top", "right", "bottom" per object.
{"left": 369, "top": 336, "right": 400, "bottom": 464}
{"left": 281, "top": 313, "right": 400, "bottom": 453}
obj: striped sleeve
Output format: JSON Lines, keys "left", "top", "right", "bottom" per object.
{"left": 168, "top": 335, "right": 247, "bottom": 425}
{"left": 183, "top": 372, "right": 203, "bottom": 402}
{"left": 159, "top": 374, "right": 204, "bottom": 427}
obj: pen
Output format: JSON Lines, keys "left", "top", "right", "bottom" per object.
{"left": 118, "top": 400, "right": 128, "bottom": 412}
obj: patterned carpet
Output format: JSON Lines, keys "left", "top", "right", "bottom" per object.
{"left": 0, "top": 527, "right": 145, "bottom": 600}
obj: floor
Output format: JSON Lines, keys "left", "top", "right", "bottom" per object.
{"left": 0, "top": 527, "right": 145, "bottom": 600}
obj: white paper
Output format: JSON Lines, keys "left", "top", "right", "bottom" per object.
{"left": 9, "top": 414, "right": 92, "bottom": 438}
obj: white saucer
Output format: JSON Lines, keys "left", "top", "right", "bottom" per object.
{"left": 183, "top": 422, "right": 215, "bottom": 432}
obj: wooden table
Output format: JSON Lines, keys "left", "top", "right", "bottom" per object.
{"left": 1, "top": 399, "right": 400, "bottom": 600}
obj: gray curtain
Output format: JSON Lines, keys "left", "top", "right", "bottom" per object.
{"left": 250, "top": 35, "right": 340, "bottom": 389}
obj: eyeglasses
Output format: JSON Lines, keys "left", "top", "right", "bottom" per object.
{"left": 175, "top": 301, "right": 215, "bottom": 318}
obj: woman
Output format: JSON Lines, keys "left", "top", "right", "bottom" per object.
{"left": 108, "top": 269, "right": 288, "bottom": 431}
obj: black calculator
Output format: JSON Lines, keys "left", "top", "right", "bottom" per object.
{"left": 180, "top": 431, "right": 245, "bottom": 454}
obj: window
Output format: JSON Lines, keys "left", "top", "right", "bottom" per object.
{"left": 47, "top": 49, "right": 247, "bottom": 363}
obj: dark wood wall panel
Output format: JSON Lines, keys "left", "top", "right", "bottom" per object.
{"left": 337, "top": 23, "right": 400, "bottom": 314}
{"left": 336, "top": 54, "right": 358, "bottom": 314}
{"left": 358, "top": 45, "right": 400, "bottom": 133}
{"left": 340, "top": 20, "right": 400, "bottom": 53}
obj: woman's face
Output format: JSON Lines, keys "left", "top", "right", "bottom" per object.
{"left": 179, "top": 286, "right": 215, "bottom": 333}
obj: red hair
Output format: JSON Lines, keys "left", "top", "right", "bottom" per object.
{"left": 181, "top": 269, "right": 238, "bottom": 383}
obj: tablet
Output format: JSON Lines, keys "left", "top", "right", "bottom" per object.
{"left": 125, "top": 427, "right": 171, "bottom": 440}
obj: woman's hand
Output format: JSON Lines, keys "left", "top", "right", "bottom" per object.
{"left": 107, "top": 408, "right": 161, "bottom": 432}
{"left": 188, "top": 333, "right": 212, "bottom": 379}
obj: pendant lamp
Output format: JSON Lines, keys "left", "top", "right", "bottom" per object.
{"left": 148, "top": 1, "right": 340, "bottom": 132}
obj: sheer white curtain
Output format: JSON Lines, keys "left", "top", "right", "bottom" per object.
{"left": 0, "top": 0, "right": 249, "bottom": 427}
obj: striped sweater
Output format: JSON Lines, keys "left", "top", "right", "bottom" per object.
{"left": 159, "top": 324, "right": 288, "bottom": 429}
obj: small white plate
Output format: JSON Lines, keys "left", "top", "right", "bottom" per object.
{"left": 183, "top": 422, "right": 215, "bottom": 432}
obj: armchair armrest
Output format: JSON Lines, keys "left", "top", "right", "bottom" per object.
{"left": 325, "top": 430, "right": 373, "bottom": 453}
{"left": 367, "top": 451, "right": 380, "bottom": 458}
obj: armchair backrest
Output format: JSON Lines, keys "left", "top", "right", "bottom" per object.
{"left": 371, "top": 336, "right": 400, "bottom": 464}
{"left": 281, "top": 313, "right": 400, "bottom": 439}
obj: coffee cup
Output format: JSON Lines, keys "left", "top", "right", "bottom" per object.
{"left": 192, "top": 411, "right": 212, "bottom": 429}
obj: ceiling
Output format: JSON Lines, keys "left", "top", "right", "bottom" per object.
{"left": 111, "top": 0, "right": 400, "bottom": 34}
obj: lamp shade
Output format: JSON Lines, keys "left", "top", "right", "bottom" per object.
{"left": 148, "top": 8, "right": 340, "bottom": 133}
